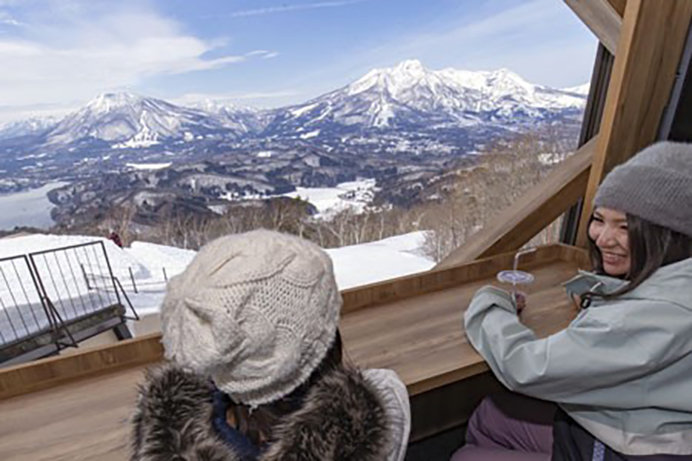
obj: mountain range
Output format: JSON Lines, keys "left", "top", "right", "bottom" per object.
{"left": 267, "top": 60, "right": 585, "bottom": 137}
{"left": 0, "top": 60, "right": 587, "bottom": 224}
{"left": 1, "top": 59, "right": 586, "bottom": 148}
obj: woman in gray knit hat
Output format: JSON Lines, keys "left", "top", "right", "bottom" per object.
{"left": 452, "top": 141, "right": 692, "bottom": 461}
{"left": 131, "top": 229, "right": 410, "bottom": 461}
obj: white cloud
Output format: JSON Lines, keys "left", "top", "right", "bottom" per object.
{"left": 0, "top": 4, "right": 255, "bottom": 116}
{"left": 245, "top": 49, "right": 280, "bottom": 59}
{"left": 246, "top": 49, "right": 270, "bottom": 56}
{"left": 262, "top": 51, "right": 279, "bottom": 59}
{"left": 0, "top": 10, "right": 21, "bottom": 26}
{"left": 229, "top": 0, "right": 368, "bottom": 18}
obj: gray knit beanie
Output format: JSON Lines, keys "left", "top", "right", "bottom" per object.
{"left": 160, "top": 229, "right": 342, "bottom": 407}
{"left": 594, "top": 141, "right": 692, "bottom": 237}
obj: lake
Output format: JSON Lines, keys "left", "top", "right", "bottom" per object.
{"left": 0, "top": 182, "right": 68, "bottom": 231}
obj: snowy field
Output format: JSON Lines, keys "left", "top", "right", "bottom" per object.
{"left": 0, "top": 231, "right": 433, "bottom": 340}
{"left": 282, "top": 178, "right": 378, "bottom": 218}
{"left": 0, "top": 182, "right": 67, "bottom": 231}
{"left": 327, "top": 233, "right": 434, "bottom": 289}
{"left": 125, "top": 162, "right": 172, "bottom": 171}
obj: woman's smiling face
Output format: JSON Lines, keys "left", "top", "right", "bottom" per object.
{"left": 588, "top": 207, "right": 631, "bottom": 277}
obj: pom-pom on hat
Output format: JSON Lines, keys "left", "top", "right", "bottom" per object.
{"left": 161, "top": 229, "right": 342, "bottom": 407}
{"left": 594, "top": 141, "right": 692, "bottom": 237}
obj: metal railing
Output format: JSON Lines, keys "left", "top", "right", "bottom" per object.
{"left": 0, "top": 241, "right": 138, "bottom": 352}
{"left": 88, "top": 266, "right": 169, "bottom": 296}
{"left": 0, "top": 254, "right": 50, "bottom": 345}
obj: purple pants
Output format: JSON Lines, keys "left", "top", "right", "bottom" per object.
{"left": 451, "top": 393, "right": 556, "bottom": 461}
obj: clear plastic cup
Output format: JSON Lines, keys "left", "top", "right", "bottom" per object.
{"left": 496, "top": 248, "right": 536, "bottom": 308}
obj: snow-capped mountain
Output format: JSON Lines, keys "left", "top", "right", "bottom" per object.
{"left": 562, "top": 83, "right": 591, "bottom": 96}
{"left": 264, "top": 59, "right": 586, "bottom": 137}
{"left": 44, "top": 93, "right": 243, "bottom": 148}
{"left": 1, "top": 61, "right": 587, "bottom": 151}
{"left": 186, "top": 99, "right": 270, "bottom": 134}
{"left": 0, "top": 116, "right": 60, "bottom": 140}
{"left": 0, "top": 59, "right": 590, "bottom": 222}
{"left": 0, "top": 59, "right": 588, "bottom": 196}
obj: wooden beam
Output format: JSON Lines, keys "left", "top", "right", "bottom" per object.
{"left": 565, "top": 0, "right": 622, "bottom": 54}
{"left": 342, "top": 243, "right": 572, "bottom": 313}
{"left": 576, "top": 0, "right": 692, "bottom": 246}
{"left": 0, "top": 332, "right": 163, "bottom": 400}
{"left": 436, "top": 137, "right": 597, "bottom": 269}
{"left": 608, "top": 0, "right": 626, "bottom": 16}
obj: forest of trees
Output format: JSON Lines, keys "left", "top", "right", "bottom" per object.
{"left": 61, "top": 130, "right": 576, "bottom": 262}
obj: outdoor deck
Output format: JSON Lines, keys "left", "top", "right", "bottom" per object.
{"left": 0, "top": 244, "right": 586, "bottom": 461}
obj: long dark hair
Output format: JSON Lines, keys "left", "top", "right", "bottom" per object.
{"left": 587, "top": 213, "right": 691, "bottom": 299}
{"left": 230, "top": 330, "right": 344, "bottom": 445}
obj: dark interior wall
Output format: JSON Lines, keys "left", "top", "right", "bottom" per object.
{"left": 668, "top": 67, "right": 692, "bottom": 142}
{"left": 662, "top": 22, "right": 692, "bottom": 142}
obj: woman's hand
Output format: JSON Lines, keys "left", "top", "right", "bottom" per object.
{"left": 466, "top": 285, "right": 525, "bottom": 318}
{"left": 513, "top": 291, "right": 527, "bottom": 314}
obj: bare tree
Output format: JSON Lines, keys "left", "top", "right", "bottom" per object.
{"left": 420, "top": 130, "right": 576, "bottom": 262}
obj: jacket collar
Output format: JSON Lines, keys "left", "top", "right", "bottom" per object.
{"left": 578, "top": 257, "right": 692, "bottom": 307}
{"left": 132, "top": 364, "right": 391, "bottom": 461}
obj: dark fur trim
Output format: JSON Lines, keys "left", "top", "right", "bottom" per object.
{"left": 261, "top": 366, "right": 390, "bottom": 461}
{"left": 132, "top": 365, "right": 389, "bottom": 461}
{"left": 131, "top": 366, "right": 239, "bottom": 461}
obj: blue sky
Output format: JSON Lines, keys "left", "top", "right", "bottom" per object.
{"left": 0, "top": 0, "right": 596, "bottom": 123}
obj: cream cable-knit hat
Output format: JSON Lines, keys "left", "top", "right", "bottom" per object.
{"left": 161, "top": 229, "right": 342, "bottom": 407}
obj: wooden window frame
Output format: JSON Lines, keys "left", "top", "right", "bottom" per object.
{"left": 439, "top": 0, "right": 692, "bottom": 267}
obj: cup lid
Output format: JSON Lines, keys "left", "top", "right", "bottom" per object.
{"left": 497, "top": 270, "right": 534, "bottom": 285}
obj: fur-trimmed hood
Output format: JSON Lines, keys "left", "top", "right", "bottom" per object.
{"left": 131, "top": 365, "right": 393, "bottom": 461}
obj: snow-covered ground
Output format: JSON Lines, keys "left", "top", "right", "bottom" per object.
{"left": 0, "top": 182, "right": 67, "bottom": 230}
{"left": 215, "top": 178, "right": 378, "bottom": 217}
{"left": 125, "top": 162, "right": 172, "bottom": 170}
{"left": 0, "top": 231, "right": 433, "bottom": 340}
{"left": 327, "top": 232, "right": 433, "bottom": 289}
{"left": 282, "top": 178, "right": 378, "bottom": 218}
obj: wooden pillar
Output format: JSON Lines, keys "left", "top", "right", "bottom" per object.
{"left": 575, "top": 0, "right": 692, "bottom": 247}
{"left": 564, "top": 0, "right": 622, "bottom": 54}
{"left": 607, "top": 0, "right": 626, "bottom": 16}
